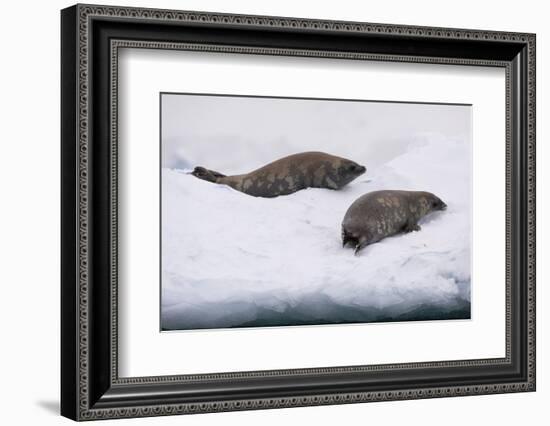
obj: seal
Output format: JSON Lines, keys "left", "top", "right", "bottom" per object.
{"left": 191, "top": 151, "right": 366, "bottom": 198}
{"left": 341, "top": 190, "right": 447, "bottom": 254}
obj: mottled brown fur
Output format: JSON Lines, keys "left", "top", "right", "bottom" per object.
{"left": 342, "top": 190, "right": 447, "bottom": 254}
{"left": 192, "top": 152, "right": 366, "bottom": 198}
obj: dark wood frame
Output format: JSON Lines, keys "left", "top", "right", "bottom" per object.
{"left": 61, "top": 4, "right": 536, "bottom": 421}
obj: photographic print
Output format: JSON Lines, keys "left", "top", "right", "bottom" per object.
{"left": 160, "top": 93, "right": 472, "bottom": 331}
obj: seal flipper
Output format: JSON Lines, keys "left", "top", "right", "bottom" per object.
{"left": 191, "top": 166, "right": 226, "bottom": 183}
{"left": 403, "top": 219, "right": 421, "bottom": 233}
{"left": 354, "top": 237, "right": 369, "bottom": 255}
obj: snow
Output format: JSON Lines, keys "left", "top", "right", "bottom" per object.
{"left": 161, "top": 138, "right": 471, "bottom": 330}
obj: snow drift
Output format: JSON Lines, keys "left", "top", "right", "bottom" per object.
{"left": 161, "top": 138, "right": 471, "bottom": 330}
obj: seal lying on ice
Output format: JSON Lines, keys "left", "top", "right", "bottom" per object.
{"left": 341, "top": 190, "right": 447, "bottom": 254}
{"left": 191, "top": 151, "right": 366, "bottom": 198}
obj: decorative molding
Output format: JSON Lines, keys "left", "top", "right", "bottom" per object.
{"left": 77, "top": 4, "right": 90, "bottom": 418}
{"left": 81, "top": 382, "right": 530, "bottom": 420}
{"left": 78, "top": 3, "right": 534, "bottom": 43}
{"left": 526, "top": 33, "right": 536, "bottom": 388}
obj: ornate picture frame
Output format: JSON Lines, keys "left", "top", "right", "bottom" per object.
{"left": 61, "top": 4, "right": 535, "bottom": 421}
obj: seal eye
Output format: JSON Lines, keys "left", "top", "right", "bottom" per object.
{"left": 348, "top": 163, "right": 365, "bottom": 174}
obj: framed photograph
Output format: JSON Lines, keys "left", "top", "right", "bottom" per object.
{"left": 61, "top": 4, "right": 536, "bottom": 421}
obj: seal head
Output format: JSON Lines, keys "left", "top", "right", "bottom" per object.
{"left": 332, "top": 159, "right": 367, "bottom": 189}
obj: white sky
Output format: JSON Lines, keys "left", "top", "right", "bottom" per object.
{"left": 161, "top": 93, "right": 471, "bottom": 175}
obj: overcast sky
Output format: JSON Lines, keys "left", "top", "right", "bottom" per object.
{"left": 161, "top": 93, "right": 471, "bottom": 175}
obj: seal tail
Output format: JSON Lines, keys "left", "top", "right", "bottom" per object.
{"left": 191, "top": 166, "right": 226, "bottom": 183}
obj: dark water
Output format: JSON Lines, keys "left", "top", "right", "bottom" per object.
{"left": 161, "top": 296, "right": 471, "bottom": 331}
{"left": 236, "top": 302, "right": 470, "bottom": 328}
